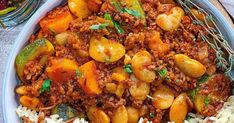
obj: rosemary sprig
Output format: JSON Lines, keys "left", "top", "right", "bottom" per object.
{"left": 176, "top": 0, "right": 234, "bottom": 80}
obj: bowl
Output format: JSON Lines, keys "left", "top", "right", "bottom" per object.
{"left": 0, "top": 0, "right": 41, "bottom": 27}
{"left": 1, "top": 0, "right": 234, "bottom": 122}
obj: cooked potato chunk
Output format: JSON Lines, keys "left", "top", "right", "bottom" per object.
{"left": 129, "top": 81, "right": 150, "bottom": 100}
{"left": 40, "top": 7, "right": 73, "bottom": 34}
{"left": 46, "top": 58, "right": 79, "bottom": 83}
{"left": 169, "top": 93, "right": 188, "bottom": 123}
{"left": 19, "top": 96, "right": 40, "bottom": 109}
{"left": 78, "top": 61, "right": 102, "bottom": 94}
{"left": 174, "top": 54, "right": 206, "bottom": 78}
{"left": 126, "top": 107, "right": 139, "bottom": 123}
{"left": 112, "top": 105, "right": 128, "bottom": 123}
{"left": 89, "top": 37, "right": 126, "bottom": 63}
{"left": 156, "top": 7, "right": 184, "bottom": 31}
{"left": 152, "top": 85, "right": 174, "bottom": 109}
{"left": 68, "top": 0, "right": 90, "bottom": 18}
{"left": 87, "top": 107, "right": 110, "bottom": 123}
{"left": 132, "top": 50, "right": 156, "bottom": 83}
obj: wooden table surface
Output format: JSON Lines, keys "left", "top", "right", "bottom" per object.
{"left": 0, "top": 0, "right": 233, "bottom": 123}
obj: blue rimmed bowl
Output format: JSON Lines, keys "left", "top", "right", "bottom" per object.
{"left": 1, "top": 0, "right": 234, "bottom": 122}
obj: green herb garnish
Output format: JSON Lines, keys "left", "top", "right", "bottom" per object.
{"left": 114, "top": 22, "right": 125, "bottom": 34}
{"left": 149, "top": 112, "right": 155, "bottom": 118}
{"left": 90, "top": 23, "right": 109, "bottom": 30}
{"left": 204, "top": 98, "right": 210, "bottom": 107}
{"left": 124, "top": 8, "right": 141, "bottom": 17}
{"left": 76, "top": 69, "right": 84, "bottom": 77}
{"left": 198, "top": 74, "right": 210, "bottom": 83}
{"left": 124, "top": 64, "right": 133, "bottom": 74}
{"left": 185, "top": 115, "right": 191, "bottom": 121}
{"left": 157, "top": 68, "right": 168, "bottom": 77}
{"left": 111, "top": 1, "right": 124, "bottom": 13}
{"left": 189, "top": 87, "right": 200, "bottom": 101}
{"left": 39, "top": 80, "right": 51, "bottom": 93}
{"left": 104, "top": 13, "right": 112, "bottom": 20}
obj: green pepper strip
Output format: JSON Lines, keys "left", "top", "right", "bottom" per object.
{"left": 0, "top": 7, "right": 17, "bottom": 16}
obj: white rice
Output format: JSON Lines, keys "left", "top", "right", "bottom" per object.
{"left": 138, "top": 117, "right": 152, "bottom": 123}
{"left": 45, "top": 114, "right": 63, "bottom": 123}
{"left": 15, "top": 105, "right": 39, "bottom": 123}
{"left": 184, "top": 95, "right": 234, "bottom": 123}
{"left": 16, "top": 105, "right": 88, "bottom": 123}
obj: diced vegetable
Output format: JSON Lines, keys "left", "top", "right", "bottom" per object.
{"left": 46, "top": 58, "right": 79, "bottom": 83}
{"left": 87, "top": 107, "right": 110, "bottom": 123}
{"left": 112, "top": 67, "right": 129, "bottom": 82}
{"left": 169, "top": 93, "right": 188, "bottom": 123}
{"left": 148, "top": 31, "right": 169, "bottom": 55}
{"left": 15, "top": 38, "right": 54, "bottom": 82}
{"left": 89, "top": 36, "right": 125, "bottom": 63}
{"left": 174, "top": 54, "right": 206, "bottom": 78}
{"left": 52, "top": 104, "right": 77, "bottom": 121}
{"left": 39, "top": 7, "right": 73, "bottom": 34}
{"left": 152, "top": 85, "right": 174, "bottom": 109}
{"left": 132, "top": 50, "right": 156, "bottom": 83}
{"left": 78, "top": 61, "right": 102, "bottom": 94}
{"left": 19, "top": 96, "right": 40, "bottom": 109}
{"left": 87, "top": 0, "right": 102, "bottom": 12}
{"left": 126, "top": 107, "right": 139, "bottom": 123}
{"left": 129, "top": 81, "right": 150, "bottom": 100}
{"left": 156, "top": 7, "right": 184, "bottom": 31}
{"left": 55, "top": 32, "right": 70, "bottom": 46}
{"left": 121, "top": 0, "right": 146, "bottom": 23}
{"left": 112, "top": 105, "right": 128, "bottom": 123}
{"left": 68, "top": 0, "right": 90, "bottom": 18}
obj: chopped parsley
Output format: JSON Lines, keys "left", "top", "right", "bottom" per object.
{"left": 204, "top": 97, "right": 210, "bottom": 107}
{"left": 149, "top": 112, "right": 155, "bottom": 118}
{"left": 124, "top": 8, "right": 141, "bottom": 17}
{"left": 90, "top": 23, "right": 109, "bottom": 30}
{"left": 76, "top": 69, "right": 84, "bottom": 77}
{"left": 124, "top": 64, "right": 133, "bottom": 74}
{"left": 198, "top": 74, "right": 210, "bottom": 84}
{"left": 39, "top": 80, "right": 51, "bottom": 93}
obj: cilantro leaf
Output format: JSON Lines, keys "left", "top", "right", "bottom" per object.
{"left": 111, "top": 1, "right": 124, "bottom": 13}
{"left": 90, "top": 23, "right": 109, "bottom": 30}
{"left": 39, "top": 80, "right": 51, "bottom": 93}
{"left": 114, "top": 22, "right": 125, "bottom": 34}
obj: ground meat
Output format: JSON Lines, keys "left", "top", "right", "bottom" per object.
{"left": 23, "top": 61, "right": 43, "bottom": 83}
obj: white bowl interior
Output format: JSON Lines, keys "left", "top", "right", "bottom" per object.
{"left": 1, "top": 0, "right": 234, "bottom": 122}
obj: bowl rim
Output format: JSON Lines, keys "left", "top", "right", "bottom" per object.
{"left": 1, "top": 0, "right": 234, "bottom": 122}
{"left": 1, "top": 0, "right": 64, "bottom": 122}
